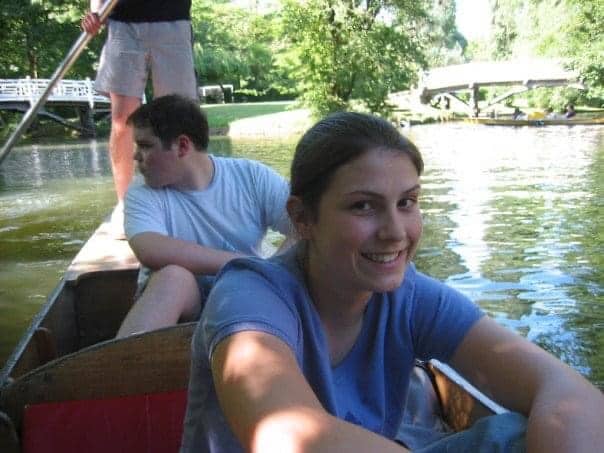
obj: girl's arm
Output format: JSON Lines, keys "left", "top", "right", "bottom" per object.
{"left": 450, "top": 316, "right": 604, "bottom": 453}
{"left": 212, "top": 330, "right": 409, "bottom": 453}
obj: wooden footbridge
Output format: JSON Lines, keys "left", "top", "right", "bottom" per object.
{"left": 0, "top": 78, "right": 111, "bottom": 137}
{"left": 417, "top": 59, "right": 583, "bottom": 116}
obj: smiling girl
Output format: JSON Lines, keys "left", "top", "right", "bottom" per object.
{"left": 181, "top": 112, "right": 604, "bottom": 453}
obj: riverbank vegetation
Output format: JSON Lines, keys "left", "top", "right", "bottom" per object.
{"left": 0, "top": 0, "right": 602, "bottom": 136}
{"left": 203, "top": 102, "right": 292, "bottom": 128}
{"left": 466, "top": 0, "right": 603, "bottom": 112}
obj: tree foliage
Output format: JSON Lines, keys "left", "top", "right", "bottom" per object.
{"left": 0, "top": 0, "right": 102, "bottom": 79}
{"left": 562, "top": 0, "right": 604, "bottom": 103}
{"left": 490, "top": 0, "right": 522, "bottom": 59}
{"left": 424, "top": 0, "right": 467, "bottom": 66}
{"left": 279, "top": 0, "right": 433, "bottom": 116}
{"left": 489, "top": 0, "right": 603, "bottom": 106}
{"left": 0, "top": 0, "right": 461, "bottom": 115}
{"left": 190, "top": 0, "right": 292, "bottom": 99}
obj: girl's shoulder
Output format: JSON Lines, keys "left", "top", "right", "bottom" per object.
{"left": 216, "top": 247, "right": 305, "bottom": 299}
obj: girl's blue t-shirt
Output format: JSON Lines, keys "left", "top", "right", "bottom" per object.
{"left": 181, "top": 247, "right": 484, "bottom": 452}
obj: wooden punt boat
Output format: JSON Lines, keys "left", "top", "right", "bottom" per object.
{"left": 465, "top": 116, "right": 604, "bottom": 126}
{"left": 0, "top": 220, "right": 507, "bottom": 452}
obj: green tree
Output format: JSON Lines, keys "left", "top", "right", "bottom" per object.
{"left": 425, "top": 0, "right": 467, "bottom": 66}
{"left": 0, "top": 0, "right": 101, "bottom": 79}
{"left": 279, "top": 0, "right": 431, "bottom": 117}
{"left": 191, "top": 0, "right": 292, "bottom": 100}
{"left": 489, "top": 0, "right": 603, "bottom": 106}
{"left": 490, "top": 0, "right": 522, "bottom": 59}
{"left": 562, "top": 0, "right": 604, "bottom": 104}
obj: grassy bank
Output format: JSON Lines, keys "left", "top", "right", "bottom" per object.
{"left": 0, "top": 101, "right": 301, "bottom": 142}
{"left": 203, "top": 101, "right": 295, "bottom": 129}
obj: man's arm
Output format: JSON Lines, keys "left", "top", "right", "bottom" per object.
{"left": 129, "top": 232, "right": 245, "bottom": 276}
{"left": 213, "top": 330, "right": 409, "bottom": 453}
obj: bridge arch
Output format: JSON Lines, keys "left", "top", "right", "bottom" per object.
{"left": 418, "top": 59, "right": 583, "bottom": 116}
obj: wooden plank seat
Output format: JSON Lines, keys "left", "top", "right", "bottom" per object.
{"left": 0, "top": 323, "right": 196, "bottom": 438}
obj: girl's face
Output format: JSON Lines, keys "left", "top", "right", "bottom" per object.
{"left": 304, "top": 148, "right": 423, "bottom": 298}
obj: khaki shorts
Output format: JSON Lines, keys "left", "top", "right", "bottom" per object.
{"left": 95, "top": 20, "right": 198, "bottom": 100}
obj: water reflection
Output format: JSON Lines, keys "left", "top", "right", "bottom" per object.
{"left": 0, "top": 141, "right": 111, "bottom": 189}
{"left": 0, "top": 124, "right": 602, "bottom": 389}
{"left": 411, "top": 124, "right": 603, "bottom": 384}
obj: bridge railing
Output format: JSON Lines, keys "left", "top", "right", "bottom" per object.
{"left": 0, "top": 77, "right": 110, "bottom": 108}
{"left": 418, "top": 59, "right": 580, "bottom": 95}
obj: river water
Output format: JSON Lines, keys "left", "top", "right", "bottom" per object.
{"left": 1, "top": 123, "right": 602, "bottom": 388}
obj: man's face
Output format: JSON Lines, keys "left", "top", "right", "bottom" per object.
{"left": 133, "top": 127, "right": 179, "bottom": 188}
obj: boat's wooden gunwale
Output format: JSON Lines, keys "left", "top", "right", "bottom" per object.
{"left": 0, "top": 278, "right": 72, "bottom": 386}
{"left": 64, "top": 221, "right": 138, "bottom": 283}
{"left": 428, "top": 361, "right": 507, "bottom": 431}
{"left": 0, "top": 405, "right": 18, "bottom": 453}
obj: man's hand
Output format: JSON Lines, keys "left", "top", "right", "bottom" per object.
{"left": 81, "top": 11, "right": 103, "bottom": 35}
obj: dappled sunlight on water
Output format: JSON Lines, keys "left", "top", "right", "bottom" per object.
{"left": 0, "top": 124, "right": 602, "bottom": 388}
{"left": 411, "top": 123, "right": 603, "bottom": 385}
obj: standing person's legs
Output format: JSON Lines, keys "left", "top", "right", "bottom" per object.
{"left": 108, "top": 94, "right": 141, "bottom": 202}
{"left": 95, "top": 20, "right": 149, "bottom": 201}
{"left": 145, "top": 21, "right": 198, "bottom": 100}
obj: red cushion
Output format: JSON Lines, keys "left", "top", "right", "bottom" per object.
{"left": 22, "top": 389, "right": 187, "bottom": 453}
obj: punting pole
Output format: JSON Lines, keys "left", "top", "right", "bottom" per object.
{"left": 0, "top": 0, "right": 119, "bottom": 166}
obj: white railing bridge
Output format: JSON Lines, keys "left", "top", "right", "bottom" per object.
{"left": 0, "top": 77, "right": 110, "bottom": 108}
{"left": 0, "top": 78, "right": 111, "bottom": 137}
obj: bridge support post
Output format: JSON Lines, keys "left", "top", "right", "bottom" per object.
{"left": 77, "top": 106, "right": 96, "bottom": 138}
{"left": 469, "top": 85, "right": 480, "bottom": 117}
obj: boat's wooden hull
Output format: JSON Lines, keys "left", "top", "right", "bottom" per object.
{"left": 0, "top": 221, "right": 142, "bottom": 451}
{"left": 466, "top": 116, "right": 604, "bottom": 126}
{"left": 1, "top": 269, "right": 138, "bottom": 384}
{"left": 0, "top": 220, "right": 507, "bottom": 451}
{"left": 1, "top": 219, "right": 139, "bottom": 382}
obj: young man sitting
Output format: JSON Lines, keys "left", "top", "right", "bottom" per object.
{"left": 116, "top": 95, "right": 290, "bottom": 338}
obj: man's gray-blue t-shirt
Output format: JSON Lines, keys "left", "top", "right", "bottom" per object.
{"left": 124, "top": 155, "right": 290, "bottom": 291}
